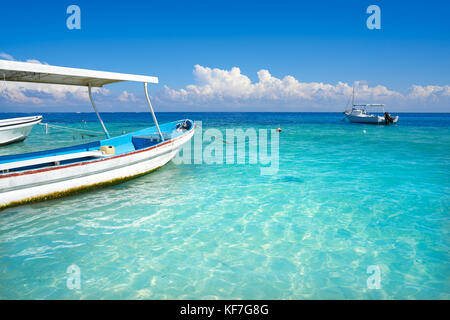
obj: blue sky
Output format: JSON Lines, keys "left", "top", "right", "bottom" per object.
{"left": 0, "top": 0, "right": 449, "bottom": 112}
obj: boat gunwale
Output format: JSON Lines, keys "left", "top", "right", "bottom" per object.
{"left": 0, "top": 120, "right": 194, "bottom": 180}
{"left": 0, "top": 117, "right": 43, "bottom": 129}
{"left": 0, "top": 115, "right": 43, "bottom": 124}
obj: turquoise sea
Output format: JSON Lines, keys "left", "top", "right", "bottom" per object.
{"left": 0, "top": 112, "right": 449, "bottom": 299}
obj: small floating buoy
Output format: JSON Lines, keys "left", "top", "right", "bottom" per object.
{"left": 363, "top": 130, "right": 366, "bottom": 134}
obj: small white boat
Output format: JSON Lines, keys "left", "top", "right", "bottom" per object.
{"left": 344, "top": 86, "right": 398, "bottom": 125}
{"left": 0, "top": 60, "right": 195, "bottom": 209}
{"left": 0, "top": 115, "right": 43, "bottom": 145}
{"left": 344, "top": 106, "right": 398, "bottom": 124}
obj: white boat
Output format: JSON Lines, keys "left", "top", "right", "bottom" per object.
{"left": 0, "top": 115, "right": 43, "bottom": 145}
{"left": 0, "top": 60, "right": 195, "bottom": 209}
{"left": 344, "top": 86, "right": 398, "bottom": 125}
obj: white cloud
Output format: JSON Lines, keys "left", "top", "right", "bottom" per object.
{"left": 25, "top": 59, "right": 48, "bottom": 65}
{"left": 0, "top": 55, "right": 109, "bottom": 105}
{"left": 118, "top": 90, "right": 137, "bottom": 103}
{"left": 159, "top": 65, "right": 450, "bottom": 111}
{"left": 407, "top": 85, "right": 450, "bottom": 100}
{"left": 0, "top": 52, "right": 14, "bottom": 61}
{"left": 1, "top": 81, "right": 108, "bottom": 104}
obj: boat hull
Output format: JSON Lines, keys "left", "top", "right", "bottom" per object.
{"left": 0, "top": 116, "right": 43, "bottom": 146}
{"left": 0, "top": 124, "right": 194, "bottom": 209}
{"left": 346, "top": 114, "right": 399, "bottom": 125}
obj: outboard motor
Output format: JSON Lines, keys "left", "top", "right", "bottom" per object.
{"left": 384, "top": 112, "right": 394, "bottom": 124}
{"left": 176, "top": 120, "right": 192, "bottom": 131}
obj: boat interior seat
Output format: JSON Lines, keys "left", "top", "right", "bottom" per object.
{"left": 132, "top": 135, "right": 162, "bottom": 150}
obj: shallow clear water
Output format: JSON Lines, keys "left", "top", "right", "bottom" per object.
{"left": 0, "top": 112, "right": 449, "bottom": 299}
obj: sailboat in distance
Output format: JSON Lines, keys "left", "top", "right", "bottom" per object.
{"left": 344, "top": 85, "right": 399, "bottom": 125}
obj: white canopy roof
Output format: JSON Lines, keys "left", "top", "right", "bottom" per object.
{"left": 0, "top": 60, "right": 158, "bottom": 87}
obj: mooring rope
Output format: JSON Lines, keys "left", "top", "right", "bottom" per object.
{"left": 39, "top": 123, "right": 103, "bottom": 137}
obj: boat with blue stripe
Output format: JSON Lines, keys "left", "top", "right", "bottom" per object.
{"left": 0, "top": 60, "right": 195, "bottom": 209}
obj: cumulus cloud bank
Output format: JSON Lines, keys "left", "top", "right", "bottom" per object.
{"left": 160, "top": 65, "right": 450, "bottom": 111}
{"left": 408, "top": 85, "right": 450, "bottom": 100}
{"left": 0, "top": 53, "right": 448, "bottom": 112}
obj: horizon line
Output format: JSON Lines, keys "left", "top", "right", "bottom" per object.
{"left": 0, "top": 111, "right": 449, "bottom": 114}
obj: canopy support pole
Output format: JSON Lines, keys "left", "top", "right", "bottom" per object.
{"left": 88, "top": 84, "right": 110, "bottom": 139}
{"left": 144, "top": 82, "right": 164, "bottom": 141}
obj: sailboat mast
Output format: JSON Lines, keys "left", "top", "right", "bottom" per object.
{"left": 351, "top": 85, "right": 355, "bottom": 107}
